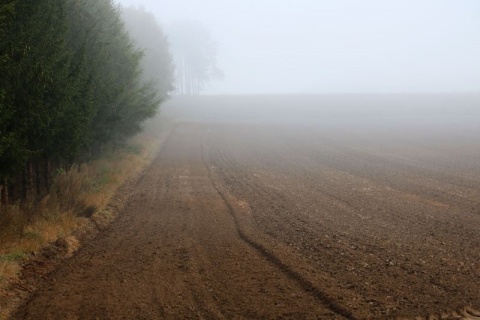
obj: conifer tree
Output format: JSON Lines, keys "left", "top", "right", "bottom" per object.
{"left": 0, "top": 0, "right": 172, "bottom": 202}
{"left": 0, "top": 0, "right": 72, "bottom": 175}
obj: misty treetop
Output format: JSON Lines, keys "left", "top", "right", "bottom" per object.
{"left": 0, "top": 0, "right": 173, "bottom": 202}
{"left": 121, "top": 6, "right": 174, "bottom": 100}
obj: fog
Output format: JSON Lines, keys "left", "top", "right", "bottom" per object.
{"left": 159, "top": 94, "right": 480, "bottom": 125}
{"left": 117, "top": 0, "right": 480, "bottom": 95}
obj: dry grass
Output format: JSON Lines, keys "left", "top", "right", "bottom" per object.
{"left": 0, "top": 123, "right": 168, "bottom": 288}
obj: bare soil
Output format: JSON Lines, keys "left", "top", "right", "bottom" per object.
{"left": 13, "top": 107, "right": 480, "bottom": 319}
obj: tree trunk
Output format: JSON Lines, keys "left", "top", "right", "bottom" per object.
{"left": 9, "top": 179, "right": 17, "bottom": 203}
{"left": 35, "top": 159, "right": 41, "bottom": 196}
{"left": 45, "top": 159, "right": 51, "bottom": 190}
{"left": 0, "top": 180, "right": 6, "bottom": 206}
{"left": 0, "top": 179, "right": 8, "bottom": 212}
{"left": 25, "top": 161, "right": 33, "bottom": 199}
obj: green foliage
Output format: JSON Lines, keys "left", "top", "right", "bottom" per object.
{"left": 0, "top": 0, "right": 88, "bottom": 174}
{"left": 0, "top": 2, "right": 16, "bottom": 34}
{"left": 0, "top": 250, "right": 26, "bottom": 262}
{"left": 0, "top": 0, "right": 172, "bottom": 185}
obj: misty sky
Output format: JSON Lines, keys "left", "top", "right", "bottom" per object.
{"left": 117, "top": 0, "right": 480, "bottom": 94}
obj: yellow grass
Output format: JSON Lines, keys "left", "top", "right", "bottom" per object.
{"left": 0, "top": 122, "right": 168, "bottom": 288}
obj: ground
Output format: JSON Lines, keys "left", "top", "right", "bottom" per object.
{"left": 13, "top": 97, "right": 480, "bottom": 319}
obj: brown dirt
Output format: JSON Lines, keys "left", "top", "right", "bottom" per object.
{"left": 12, "top": 118, "right": 480, "bottom": 319}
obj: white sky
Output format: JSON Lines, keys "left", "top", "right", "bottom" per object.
{"left": 117, "top": 0, "right": 480, "bottom": 94}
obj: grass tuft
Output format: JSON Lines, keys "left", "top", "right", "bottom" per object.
{"left": 0, "top": 251, "right": 27, "bottom": 262}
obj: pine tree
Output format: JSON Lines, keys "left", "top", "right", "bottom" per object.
{"left": 0, "top": 0, "right": 171, "bottom": 203}
{"left": 0, "top": 0, "right": 73, "bottom": 176}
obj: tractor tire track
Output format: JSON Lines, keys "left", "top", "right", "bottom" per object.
{"left": 201, "top": 140, "right": 356, "bottom": 320}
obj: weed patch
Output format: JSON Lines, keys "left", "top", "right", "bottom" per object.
{"left": 0, "top": 251, "right": 26, "bottom": 262}
{"left": 0, "top": 127, "right": 167, "bottom": 288}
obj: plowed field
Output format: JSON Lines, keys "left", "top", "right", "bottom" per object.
{"left": 15, "top": 97, "right": 480, "bottom": 319}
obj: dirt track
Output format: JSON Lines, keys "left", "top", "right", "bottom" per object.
{"left": 15, "top": 107, "right": 480, "bottom": 318}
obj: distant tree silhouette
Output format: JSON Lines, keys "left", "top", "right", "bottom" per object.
{"left": 168, "top": 20, "right": 223, "bottom": 95}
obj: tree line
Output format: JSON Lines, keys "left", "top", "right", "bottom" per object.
{"left": 0, "top": 0, "right": 173, "bottom": 206}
